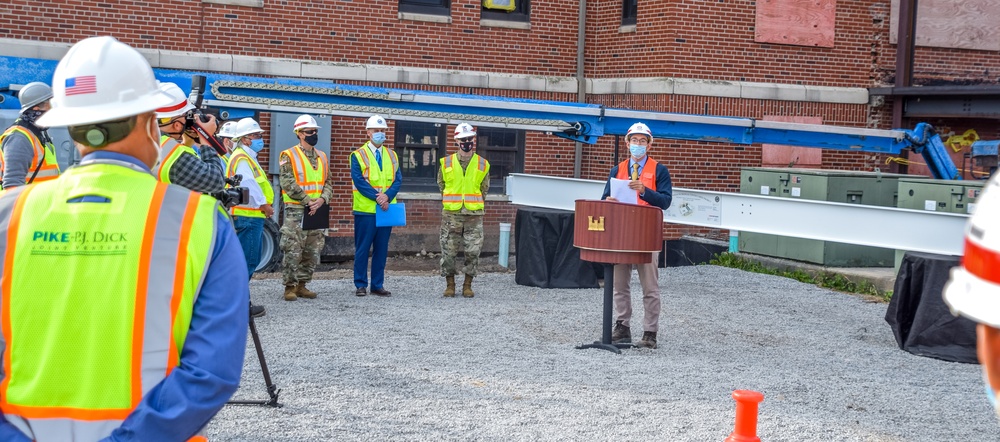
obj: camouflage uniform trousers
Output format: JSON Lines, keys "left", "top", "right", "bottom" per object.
{"left": 440, "top": 210, "right": 484, "bottom": 277}
{"left": 280, "top": 207, "right": 325, "bottom": 286}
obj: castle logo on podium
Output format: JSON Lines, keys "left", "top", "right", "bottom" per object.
{"left": 588, "top": 215, "right": 605, "bottom": 231}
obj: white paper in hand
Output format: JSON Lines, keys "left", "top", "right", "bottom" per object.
{"left": 610, "top": 178, "right": 638, "bottom": 204}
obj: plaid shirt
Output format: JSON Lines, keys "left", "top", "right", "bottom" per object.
{"left": 168, "top": 146, "right": 227, "bottom": 194}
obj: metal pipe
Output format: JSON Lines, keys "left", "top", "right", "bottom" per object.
{"left": 573, "top": 0, "right": 586, "bottom": 178}
{"left": 892, "top": 0, "right": 918, "bottom": 174}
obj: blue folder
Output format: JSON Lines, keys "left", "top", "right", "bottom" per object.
{"left": 375, "top": 202, "right": 407, "bottom": 227}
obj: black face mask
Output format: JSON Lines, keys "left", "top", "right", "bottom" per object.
{"left": 459, "top": 140, "right": 474, "bottom": 152}
{"left": 20, "top": 109, "right": 45, "bottom": 124}
{"left": 304, "top": 133, "right": 319, "bottom": 146}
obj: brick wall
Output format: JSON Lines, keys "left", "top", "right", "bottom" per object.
{"left": 5, "top": 0, "right": 999, "bottom": 252}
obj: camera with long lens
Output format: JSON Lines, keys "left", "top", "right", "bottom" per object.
{"left": 213, "top": 174, "right": 250, "bottom": 208}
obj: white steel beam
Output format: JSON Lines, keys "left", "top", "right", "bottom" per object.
{"left": 505, "top": 173, "right": 966, "bottom": 256}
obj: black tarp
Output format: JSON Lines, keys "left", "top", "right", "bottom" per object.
{"left": 514, "top": 208, "right": 599, "bottom": 289}
{"left": 885, "top": 251, "right": 977, "bottom": 363}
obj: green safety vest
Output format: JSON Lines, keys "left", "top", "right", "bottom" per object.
{"left": 0, "top": 125, "right": 60, "bottom": 186}
{"left": 0, "top": 161, "right": 218, "bottom": 441}
{"left": 440, "top": 153, "right": 489, "bottom": 211}
{"left": 227, "top": 148, "right": 274, "bottom": 218}
{"left": 153, "top": 135, "right": 201, "bottom": 184}
{"left": 351, "top": 142, "right": 398, "bottom": 214}
{"left": 280, "top": 145, "right": 327, "bottom": 206}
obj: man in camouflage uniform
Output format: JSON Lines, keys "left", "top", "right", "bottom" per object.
{"left": 278, "top": 115, "right": 333, "bottom": 301}
{"left": 438, "top": 123, "right": 490, "bottom": 297}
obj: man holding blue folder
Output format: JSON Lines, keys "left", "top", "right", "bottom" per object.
{"left": 438, "top": 123, "right": 490, "bottom": 298}
{"left": 351, "top": 114, "right": 402, "bottom": 297}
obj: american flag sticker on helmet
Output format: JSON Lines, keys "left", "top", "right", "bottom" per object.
{"left": 66, "top": 75, "right": 97, "bottom": 96}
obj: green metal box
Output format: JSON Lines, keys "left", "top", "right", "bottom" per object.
{"left": 738, "top": 168, "right": 913, "bottom": 267}
{"left": 894, "top": 178, "right": 984, "bottom": 268}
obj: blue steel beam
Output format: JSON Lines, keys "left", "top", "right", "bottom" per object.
{"left": 0, "top": 54, "right": 961, "bottom": 178}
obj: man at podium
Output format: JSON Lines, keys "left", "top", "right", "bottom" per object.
{"left": 600, "top": 122, "right": 673, "bottom": 349}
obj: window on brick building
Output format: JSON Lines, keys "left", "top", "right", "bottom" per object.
{"left": 393, "top": 122, "right": 524, "bottom": 194}
{"left": 475, "top": 127, "right": 524, "bottom": 194}
{"left": 622, "top": 0, "right": 637, "bottom": 26}
{"left": 394, "top": 121, "right": 447, "bottom": 193}
{"left": 399, "top": 0, "right": 450, "bottom": 16}
{"left": 481, "top": 0, "right": 530, "bottom": 22}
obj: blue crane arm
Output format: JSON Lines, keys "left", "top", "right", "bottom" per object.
{"left": 0, "top": 54, "right": 960, "bottom": 178}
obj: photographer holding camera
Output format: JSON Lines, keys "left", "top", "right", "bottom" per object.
{"left": 153, "top": 82, "right": 227, "bottom": 195}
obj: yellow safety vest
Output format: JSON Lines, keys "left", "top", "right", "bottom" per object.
{"left": 0, "top": 125, "right": 60, "bottom": 186}
{"left": 0, "top": 161, "right": 217, "bottom": 441}
{"left": 440, "top": 153, "right": 489, "bottom": 211}
{"left": 351, "top": 142, "right": 398, "bottom": 214}
{"left": 153, "top": 135, "right": 201, "bottom": 184}
{"left": 280, "top": 145, "right": 327, "bottom": 205}
{"left": 227, "top": 148, "right": 274, "bottom": 218}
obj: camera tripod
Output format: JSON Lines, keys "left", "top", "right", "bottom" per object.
{"left": 227, "top": 303, "right": 282, "bottom": 407}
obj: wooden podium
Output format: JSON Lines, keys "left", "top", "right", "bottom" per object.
{"left": 573, "top": 199, "right": 664, "bottom": 353}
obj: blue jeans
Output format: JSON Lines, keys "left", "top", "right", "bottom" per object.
{"left": 234, "top": 216, "right": 265, "bottom": 279}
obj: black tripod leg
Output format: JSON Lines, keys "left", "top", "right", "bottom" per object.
{"left": 228, "top": 311, "right": 283, "bottom": 407}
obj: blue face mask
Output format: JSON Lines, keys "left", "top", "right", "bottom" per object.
{"left": 249, "top": 138, "right": 265, "bottom": 153}
{"left": 629, "top": 144, "right": 646, "bottom": 158}
{"left": 371, "top": 132, "right": 386, "bottom": 145}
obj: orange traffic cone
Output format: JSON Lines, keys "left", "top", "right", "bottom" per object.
{"left": 725, "top": 390, "right": 764, "bottom": 442}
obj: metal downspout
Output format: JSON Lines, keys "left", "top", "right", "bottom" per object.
{"left": 573, "top": 0, "right": 586, "bottom": 178}
{"left": 892, "top": 0, "right": 918, "bottom": 174}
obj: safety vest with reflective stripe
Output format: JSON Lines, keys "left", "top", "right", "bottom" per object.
{"left": 154, "top": 135, "right": 201, "bottom": 184}
{"left": 615, "top": 157, "right": 659, "bottom": 207}
{"left": 0, "top": 161, "right": 217, "bottom": 442}
{"left": 440, "top": 153, "right": 489, "bottom": 211}
{"left": 279, "top": 145, "right": 327, "bottom": 205}
{"left": 0, "top": 125, "right": 60, "bottom": 185}
{"left": 227, "top": 148, "right": 274, "bottom": 218}
{"left": 352, "top": 142, "right": 398, "bottom": 214}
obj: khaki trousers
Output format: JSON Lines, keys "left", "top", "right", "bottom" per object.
{"left": 612, "top": 252, "right": 660, "bottom": 333}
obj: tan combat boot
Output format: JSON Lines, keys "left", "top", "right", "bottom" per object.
{"left": 283, "top": 285, "right": 297, "bottom": 301}
{"left": 296, "top": 282, "right": 318, "bottom": 299}
{"left": 462, "top": 274, "right": 474, "bottom": 298}
{"left": 443, "top": 275, "right": 456, "bottom": 297}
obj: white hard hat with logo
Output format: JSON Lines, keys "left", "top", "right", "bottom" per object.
{"left": 36, "top": 36, "right": 174, "bottom": 128}
{"left": 454, "top": 123, "right": 476, "bottom": 140}
{"left": 944, "top": 174, "right": 1000, "bottom": 327}
{"left": 217, "top": 121, "right": 238, "bottom": 139}
{"left": 154, "top": 82, "right": 195, "bottom": 119}
{"left": 233, "top": 118, "right": 264, "bottom": 139}
{"left": 366, "top": 114, "right": 388, "bottom": 130}
{"left": 18, "top": 82, "right": 53, "bottom": 113}
{"left": 626, "top": 122, "right": 652, "bottom": 140}
{"left": 293, "top": 114, "right": 320, "bottom": 132}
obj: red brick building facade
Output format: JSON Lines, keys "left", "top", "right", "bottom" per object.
{"left": 2, "top": 0, "right": 997, "bottom": 257}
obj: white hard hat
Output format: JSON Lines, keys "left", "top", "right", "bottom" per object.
{"left": 944, "top": 174, "right": 1000, "bottom": 327}
{"left": 454, "top": 122, "right": 476, "bottom": 140}
{"left": 217, "top": 121, "right": 238, "bottom": 138}
{"left": 36, "top": 36, "right": 174, "bottom": 128}
{"left": 18, "top": 82, "right": 53, "bottom": 113}
{"left": 233, "top": 117, "right": 263, "bottom": 139}
{"left": 626, "top": 122, "right": 652, "bottom": 140}
{"left": 293, "top": 114, "right": 320, "bottom": 132}
{"left": 366, "top": 114, "right": 388, "bottom": 130}
{"left": 154, "top": 82, "right": 195, "bottom": 119}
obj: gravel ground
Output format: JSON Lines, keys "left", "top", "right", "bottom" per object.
{"left": 210, "top": 265, "right": 1000, "bottom": 441}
